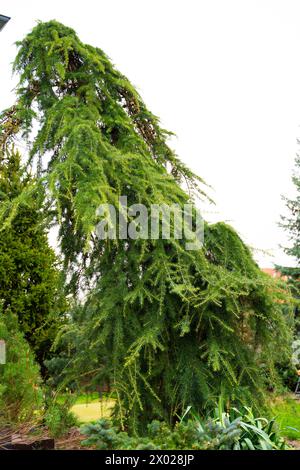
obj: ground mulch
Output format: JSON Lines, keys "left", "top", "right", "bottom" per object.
{"left": 288, "top": 440, "right": 300, "bottom": 450}
{"left": 56, "top": 427, "right": 89, "bottom": 450}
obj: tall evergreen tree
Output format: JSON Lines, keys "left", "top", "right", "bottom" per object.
{"left": 278, "top": 154, "right": 300, "bottom": 330}
{"left": 0, "top": 21, "right": 292, "bottom": 430}
{"left": 0, "top": 147, "right": 66, "bottom": 372}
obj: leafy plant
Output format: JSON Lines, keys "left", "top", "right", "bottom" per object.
{"left": 198, "top": 402, "right": 288, "bottom": 450}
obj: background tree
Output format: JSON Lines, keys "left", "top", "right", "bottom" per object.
{"left": 0, "top": 147, "right": 67, "bottom": 373}
{"left": 275, "top": 151, "right": 300, "bottom": 393}
{"left": 0, "top": 21, "right": 292, "bottom": 431}
{"left": 277, "top": 153, "right": 300, "bottom": 332}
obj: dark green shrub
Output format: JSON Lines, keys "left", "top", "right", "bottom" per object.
{"left": 0, "top": 148, "right": 68, "bottom": 374}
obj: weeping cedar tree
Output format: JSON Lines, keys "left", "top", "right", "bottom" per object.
{"left": 0, "top": 147, "right": 67, "bottom": 373}
{"left": 0, "top": 21, "right": 292, "bottom": 430}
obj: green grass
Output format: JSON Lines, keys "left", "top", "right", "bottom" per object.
{"left": 55, "top": 392, "right": 115, "bottom": 423}
{"left": 71, "top": 399, "right": 115, "bottom": 423}
{"left": 72, "top": 393, "right": 100, "bottom": 404}
{"left": 270, "top": 395, "right": 300, "bottom": 440}
{"left": 57, "top": 392, "right": 112, "bottom": 405}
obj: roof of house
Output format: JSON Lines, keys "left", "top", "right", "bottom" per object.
{"left": 262, "top": 268, "right": 288, "bottom": 281}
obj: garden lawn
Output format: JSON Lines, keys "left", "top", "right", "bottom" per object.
{"left": 270, "top": 395, "right": 300, "bottom": 441}
{"left": 71, "top": 399, "right": 115, "bottom": 423}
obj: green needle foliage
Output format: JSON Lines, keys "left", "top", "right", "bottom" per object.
{"left": 0, "top": 308, "right": 43, "bottom": 424}
{"left": 0, "top": 20, "right": 292, "bottom": 431}
{"left": 0, "top": 147, "right": 67, "bottom": 372}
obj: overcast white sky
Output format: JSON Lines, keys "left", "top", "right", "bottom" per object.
{"left": 1, "top": 0, "right": 300, "bottom": 267}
